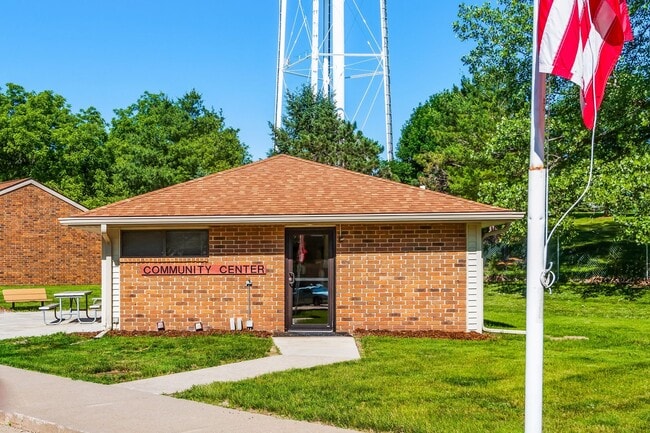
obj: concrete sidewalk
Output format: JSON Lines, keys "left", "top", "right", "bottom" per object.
{"left": 117, "top": 336, "right": 360, "bottom": 394}
{"left": 0, "top": 312, "right": 103, "bottom": 340}
{"left": 0, "top": 322, "right": 363, "bottom": 433}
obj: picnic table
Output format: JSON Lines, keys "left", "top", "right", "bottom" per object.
{"left": 53, "top": 290, "right": 93, "bottom": 324}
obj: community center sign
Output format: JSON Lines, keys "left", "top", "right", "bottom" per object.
{"left": 140, "top": 263, "right": 266, "bottom": 276}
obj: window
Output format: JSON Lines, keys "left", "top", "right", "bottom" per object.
{"left": 121, "top": 230, "right": 208, "bottom": 257}
{"left": 165, "top": 230, "right": 208, "bottom": 256}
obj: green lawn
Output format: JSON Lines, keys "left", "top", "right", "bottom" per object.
{"left": 0, "top": 284, "right": 101, "bottom": 311}
{"left": 1, "top": 286, "right": 648, "bottom": 432}
{"left": 177, "top": 288, "right": 650, "bottom": 433}
{"left": 0, "top": 332, "right": 272, "bottom": 384}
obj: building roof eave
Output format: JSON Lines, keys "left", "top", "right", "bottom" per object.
{"left": 60, "top": 212, "right": 525, "bottom": 229}
{"left": 1, "top": 179, "right": 89, "bottom": 212}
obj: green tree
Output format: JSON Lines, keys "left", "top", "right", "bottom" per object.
{"left": 395, "top": 79, "right": 506, "bottom": 200}
{"left": 106, "top": 90, "right": 249, "bottom": 200}
{"left": 270, "top": 85, "right": 383, "bottom": 175}
{"left": 396, "top": 0, "right": 649, "bottom": 243}
{"left": 594, "top": 153, "right": 650, "bottom": 245}
{"left": 0, "top": 83, "right": 110, "bottom": 207}
{"left": 454, "top": 0, "right": 535, "bottom": 109}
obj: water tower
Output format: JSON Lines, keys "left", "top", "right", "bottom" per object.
{"left": 274, "top": 0, "right": 393, "bottom": 160}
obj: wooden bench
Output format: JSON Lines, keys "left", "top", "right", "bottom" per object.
{"left": 2, "top": 288, "right": 50, "bottom": 309}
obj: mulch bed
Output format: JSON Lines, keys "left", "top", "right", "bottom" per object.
{"left": 352, "top": 329, "right": 492, "bottom": 340}
{"left": 109, "top": 329, "right": 491, "bottom": 340}
{"left": 69, "top": 329, "right": 489, "bottom": 340}
{"left": 105, "top": 329, "right": 272, "bottom": 338}
{"left": 68, "top": 329, "right": 494, "bottom": 340}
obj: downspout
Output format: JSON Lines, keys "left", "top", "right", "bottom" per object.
{"left": 101, "top": 224, "right": 114, "bottom": 330}
{"left": 481, "top": 223, "right": 526, "bottom": 335}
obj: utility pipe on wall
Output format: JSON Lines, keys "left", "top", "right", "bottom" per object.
{"left": 246, "top": 280, "right": 253, "bottom": 330}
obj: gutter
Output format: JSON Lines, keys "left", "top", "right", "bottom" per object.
{"left": 60, "top": 212, "right": 525, "bottom": 228}
{"left": 101, "top": 223, "right": 110, "bottom": 243}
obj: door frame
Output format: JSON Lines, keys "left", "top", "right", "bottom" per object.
{"left": 284, "top": 227, "right": 336, "bottom": 332}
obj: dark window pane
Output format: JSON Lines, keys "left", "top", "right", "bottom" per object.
{"left": 122, "top": 231, "right": 164, "bottom": 257}
{"left": 166, "top": 230, "right": 208, "bottom": 257}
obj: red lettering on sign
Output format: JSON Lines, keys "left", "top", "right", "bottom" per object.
{"left": 140, "top": 264, "right": 267, "bottom": 276}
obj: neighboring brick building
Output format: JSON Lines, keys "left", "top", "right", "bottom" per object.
{"left": 61, "top": 155, "right": 522, "bottom": 334}
{"left": 0, "top": 179, "right": 101, "bottom": 285}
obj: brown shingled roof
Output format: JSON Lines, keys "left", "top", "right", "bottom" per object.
{"left": 62, "top": 155, "right": 522, "bottom": 225}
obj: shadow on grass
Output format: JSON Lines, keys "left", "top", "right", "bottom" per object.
{"left": 487, "top": 280, "right": 648, "bottom": 301}
{"left": 1, "top": 304, "right": 41, "bottom": 312}
{"left": 488, "top": 281, "right": 526, "bottom": 296}
{"left": 570, "top": 282, "right": 648, "bottom": 301}
{"left": 484, "top": 319, "right": 518, "bottom": 329}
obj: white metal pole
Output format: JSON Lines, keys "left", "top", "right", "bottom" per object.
{"left": 322, "top": 0, "right": 331, "bottom": 97}
{"left": 525, "top": 1, "right": 546, "bottom": 432}
{"left": 557, "top": 236, "right": 560, "bottom": 282}
{"left": 311, "top": 0, "right": 320, "bottom": 93}
{"left": 331, "top": 0, "right": 345, "bottom": 116}
{"left": 380, "top": 0, "right": 393, "bottom": 161}
{"left": 274, "top": 0, "right": 288, "bottom": 137}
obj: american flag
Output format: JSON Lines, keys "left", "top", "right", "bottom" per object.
{"left": 538, "top": 0, "right": 633, "bottom": 129}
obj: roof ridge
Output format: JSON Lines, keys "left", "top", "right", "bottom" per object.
{"left": 69, "top": 155, "right": 519, "bottom": 219}
{"left": 271, "top": 155, "right": 508, "bottom": 211}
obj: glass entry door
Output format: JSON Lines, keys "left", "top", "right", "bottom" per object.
{"left": 285, "top": 228, "right": 335, "bottom": 331}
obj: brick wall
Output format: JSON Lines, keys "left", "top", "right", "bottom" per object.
{"left": 119, "top": 226, "right": 285, "bottom": 331}
{"left": 117, "top": 223, "right": 467, "bottom": 333}
{"left": 0, "top": 184, "right": 101, "bottom": 285}
{"left": 336, "top": 223, "right": 467, "bottom": 333}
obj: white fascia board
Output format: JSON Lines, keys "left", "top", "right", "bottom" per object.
{"left": 60, "top": 212, "right": 524, "bottom": 228}
{"left": 1, "top": 179, "right": 88, "bottom": 211}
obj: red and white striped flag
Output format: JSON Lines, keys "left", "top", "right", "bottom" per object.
{"left": 538, "top": 0, "right": 633, "bottom": 129}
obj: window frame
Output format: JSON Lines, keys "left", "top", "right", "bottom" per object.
{"left": 121, "top": 229, "right": 209, "bottom": 258}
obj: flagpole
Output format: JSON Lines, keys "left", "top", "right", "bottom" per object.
{"left": 525, "top": 0, "right": 546, "bottom": 432}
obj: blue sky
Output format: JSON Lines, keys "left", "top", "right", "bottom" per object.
{"left": 2, "top": 1, "right": 484, "bottom": 160}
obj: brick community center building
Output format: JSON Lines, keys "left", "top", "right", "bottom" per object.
{"left": 0, "top": 179, "right": 100, "bottom": 286}
{"left": 61, "top": 155, "right": 523, "bottom": 334}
